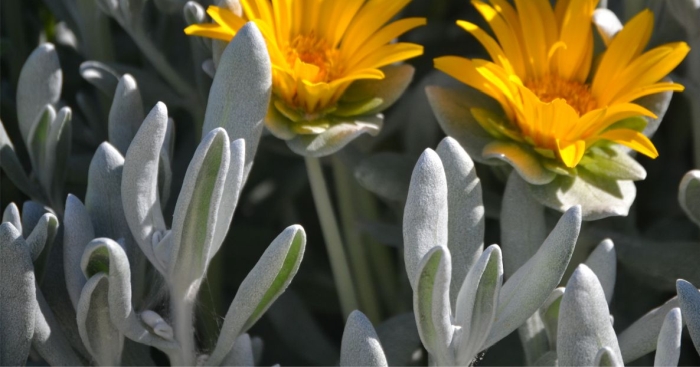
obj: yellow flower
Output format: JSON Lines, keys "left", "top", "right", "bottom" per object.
{"left": 185, "top": 0, "right": 425, "bottom": 118}
{"left": 435, "top": 0, "right": 690, "bottom": 168}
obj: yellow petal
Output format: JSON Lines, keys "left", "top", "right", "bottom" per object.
{"left": 556, "top": 139, "right": 586, "bottom": 168}
{"left": 457, "top": 20, "right": 515, "bottom": 75}
{"left": 184, "top": 23, "right": 235, "bottom": 41}
{"left": 595, "top": 129, "right": 659, "bottom": 158}
{"left": 471, "top": 0, "right": 527, "bottom": 76}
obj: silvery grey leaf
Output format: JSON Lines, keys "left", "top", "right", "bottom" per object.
{"left": 21, "top": 201, "right": 50, "bottom": 239}
{"left": 594, "top": 347, "right": 622, "bottom": 367}
{"left": 485, "top": 206, "right": 581, "bottom": 348}
{"left": 64, "top": 194, "right": 96, "bottom": 309}
{"left": 25, "top": 213, "right": 58, "bottom": 262}
{"left": 500, "top": 172, "right": 546, "bottom": 278}
{"left": 677, "top": 279, "right": 700, "bottom": 355}
{"left": 585, "top": 239, "right": 616, "bottom": 304}
{"left": 0, "top": 223, "right": 35, "bottom": 366}
{"left": 183, "top": 1, "right": 205, "bottom": 25}
{"left": 285, "top": 115, "right": 383, "bottom": 157}
{"left": 412, "top": 246, "right": 454, "bottom": 366}
{"left": 80, "top": 237, "right": 177, "bottom": 351}
{"left": 96, "top": 0, "right": 118, "bottom": 16}
{"left": 453, "top": 245, "right": 502, "bottom": 365}
{"left": 211, "top": 138, "right": 245, "bottom": 258}
{"left": 540, "top": 287, "right": 565, "bottom": 350}
{"left": 354, "top": 152, "right": 414, "bottom": 202}
{"left": 558, "top": 265, "right": 623, "bottom": 367}
{"left": 80, "top": 61, "right": 120, "bottom": 98}
{"left": 77, "top": 273, "right": 124, "bottom": 366}
{"left": 592, "top": 9, "right": 623, "bottom": 46}
{"left": 158, "top": 118, "right": 175, "bottom": 206}
{"left": 654, "top": 307, "right": 682, "bottom": 367}
{"left": 86, "top": 142, "right": 129, "bottom": 241}
{"left": 340, "top": 310, "right": 388, "bottom": 367}
{"left": 168, "top": 128, "right": 230, "bottom": 293}
{"left": 207, "top": 225, "right": 306, "bottom": 366}
{"left": 518, "top": 313, "right": 549, "bottom": 366}
{"left": 636, "top": 82, "right": 674, "bottom": 139}
{"left": 375, "top": 313, "right": 422, "bottom": 366}
{"left": 109, "top": 74, "right": 145, "bottom": 155}
{"left": 403, "top": 149, "right": 448, "bottom": 289}
{"left": 28, "top": 105, "right": 56, "bottom": 186}
{"left": 3, "top": 202, "right": 21, "bottom": 233}
{"left": 17, "top": 43, "right": 62, "bottom": 144}
{"left": 122, "top": 102, "right": 168, "bottom": 275}
{"left": 618, "top": 295, "right": 681, "bottom": 363}
{"left": 202, "top": 59, "right": 216, "bottom": 78}
{"left": 436, "top": 136, "right": 485, "bottom": 306}
{"left": 140, "top": 310, "right": 173, "bottom": 340}
{"left": 679, "top": 170, "right": 700, "bottom": 226}
{"left": 33, "top": 288, "right": 83, "bottom": 366}
{"left": 221, "top": 333, "right": 255, "bottom": 367}
{"left": 0, "top": 121, "right": 36, "bottom": 199}
{"left": 45, "top": 107, "right": 71, "bottom": 211}
{"left": 203, "top": 22, "right": 271, "bottom": 184}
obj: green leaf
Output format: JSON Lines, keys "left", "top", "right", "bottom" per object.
{"left": 482, "top": 141, "right": 556, "bottom": 185}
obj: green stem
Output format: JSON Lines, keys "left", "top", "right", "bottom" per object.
{"left": 305, "top": 156, "right": 358, "bottom": 319}
{"left": 332, "top": 156, "right": 381, "bottom": 323}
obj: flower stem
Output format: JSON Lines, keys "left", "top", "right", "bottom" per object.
{"left": 305, "top": 156, "right": 358, "bottom": 319}
{"left": 332, "top": 156, "right": 381, "bottom": 323}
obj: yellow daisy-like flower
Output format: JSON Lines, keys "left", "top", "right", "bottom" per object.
{"left": 435, "top": 0, "right": 689, "bottom": 168}
{"left": 185, "top": 0, "right": 425, "bottom": 118}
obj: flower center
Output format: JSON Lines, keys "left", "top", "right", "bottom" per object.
{"left": 285, "top": 33, "right": 342, "bottom": 84}
{"left": 525, "top": 75, "right": 598, "bottom": 115}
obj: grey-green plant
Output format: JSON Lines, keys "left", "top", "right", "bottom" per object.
{"left": 0, "top": 22, "right": 307, "bottom": 367}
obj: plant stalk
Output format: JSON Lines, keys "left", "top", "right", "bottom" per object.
{"left": 331, "top": 156, "right": 381, "bottom": 323}
{"left": 305, "top": 156, "right": 358, "bottom": 319}
{"left": 170, "top": 285, "right": 198, "bottom": 366}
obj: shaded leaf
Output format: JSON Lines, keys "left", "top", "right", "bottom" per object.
{"left": 340, "top": 310, "right": 388, "bottom": 367}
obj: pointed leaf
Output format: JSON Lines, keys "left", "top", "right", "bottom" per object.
{"left": 21, "top": 201, "right": 49, "bottom": 238}
{"left": 3, "top": 202, "right": 21, "bottom": 233}
{"left": 0, "top": 223, "right": 35, "bottom": 366}
{"left": 540, "top": 287, "right": 565, "bottom": 350}
{"left": 63, "top": 194, "right": 96, "bottom": 309}
{"left": 17, "top": 43, "right": 62, "bottom": 143}
{"left": 340, "top": 310, "right": 388, "bottom": 367}
{"left": 677, "top": 279, "right": 700, "bottom": 355}
{"left": 211, "top": 139, "right": 245, "bottom": 257}
{"left": 485, "top": 206, "right": 581, "bottom": 348}
{"left": 77, "top": 273, "right": 124, "bottom": 366}
{"left": 436, "top": 137, "right": 485, "bottom": 305}
{"left": 45, "top": 107, "right": 71, "bottom": 210}
{"left": 403, "top": 149, "right": 448, "bottom": 289}
{"left": 109, "top": 74, "right": 144, "bottom": 155}
{"left": 585, "top": 239, "right": 616, "bottom": 304}
{"left": 654, "top": 308, "right": 682, "bottom": 367}
{"left": 207, "top": 225, "right": 306, "bottom": 366}
{"left": 413, "top": 246, "right": 454, "bottom": 365}
{"left": 501, "top": 172, "right": 547, "bottom": 278}
{"left": 80, "top": 61, "right": 120, "bottom": 98}
{"left": 168, "top": 128, "right": 230, "bottom": 292}
{"left": 86, "top": 142, "right": 129, "bottom": 241}
{"left": 122, "top": 102, "right": 168, "bottom": 275}
{"left": 203, "top": 22, "right": 271, "bottom": 183}
{"left": 618, "top": 295, "right": 681, "bottom": 363}
{"left": 594, "top": 347, "right": 622, "bottom": 367}
{"left": 286, "top": 115, "right": 382, "bottom": 157}
{"left": 28, "top": 105, "right": 55, "bottom": 187}
{"left": 454, "top": 245, "right": 503, "bottom": 365}
{"left": 25, "top": 213, "right": 58, "bottom": 262}
{"left": 558, "top": 265, "right": 623, "bottom": 367}
{"left": 529, "top": 167, "right": 636, "bottom": 221}
{"left": 0, "top": 122, "right": 36, "bottom": 198}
